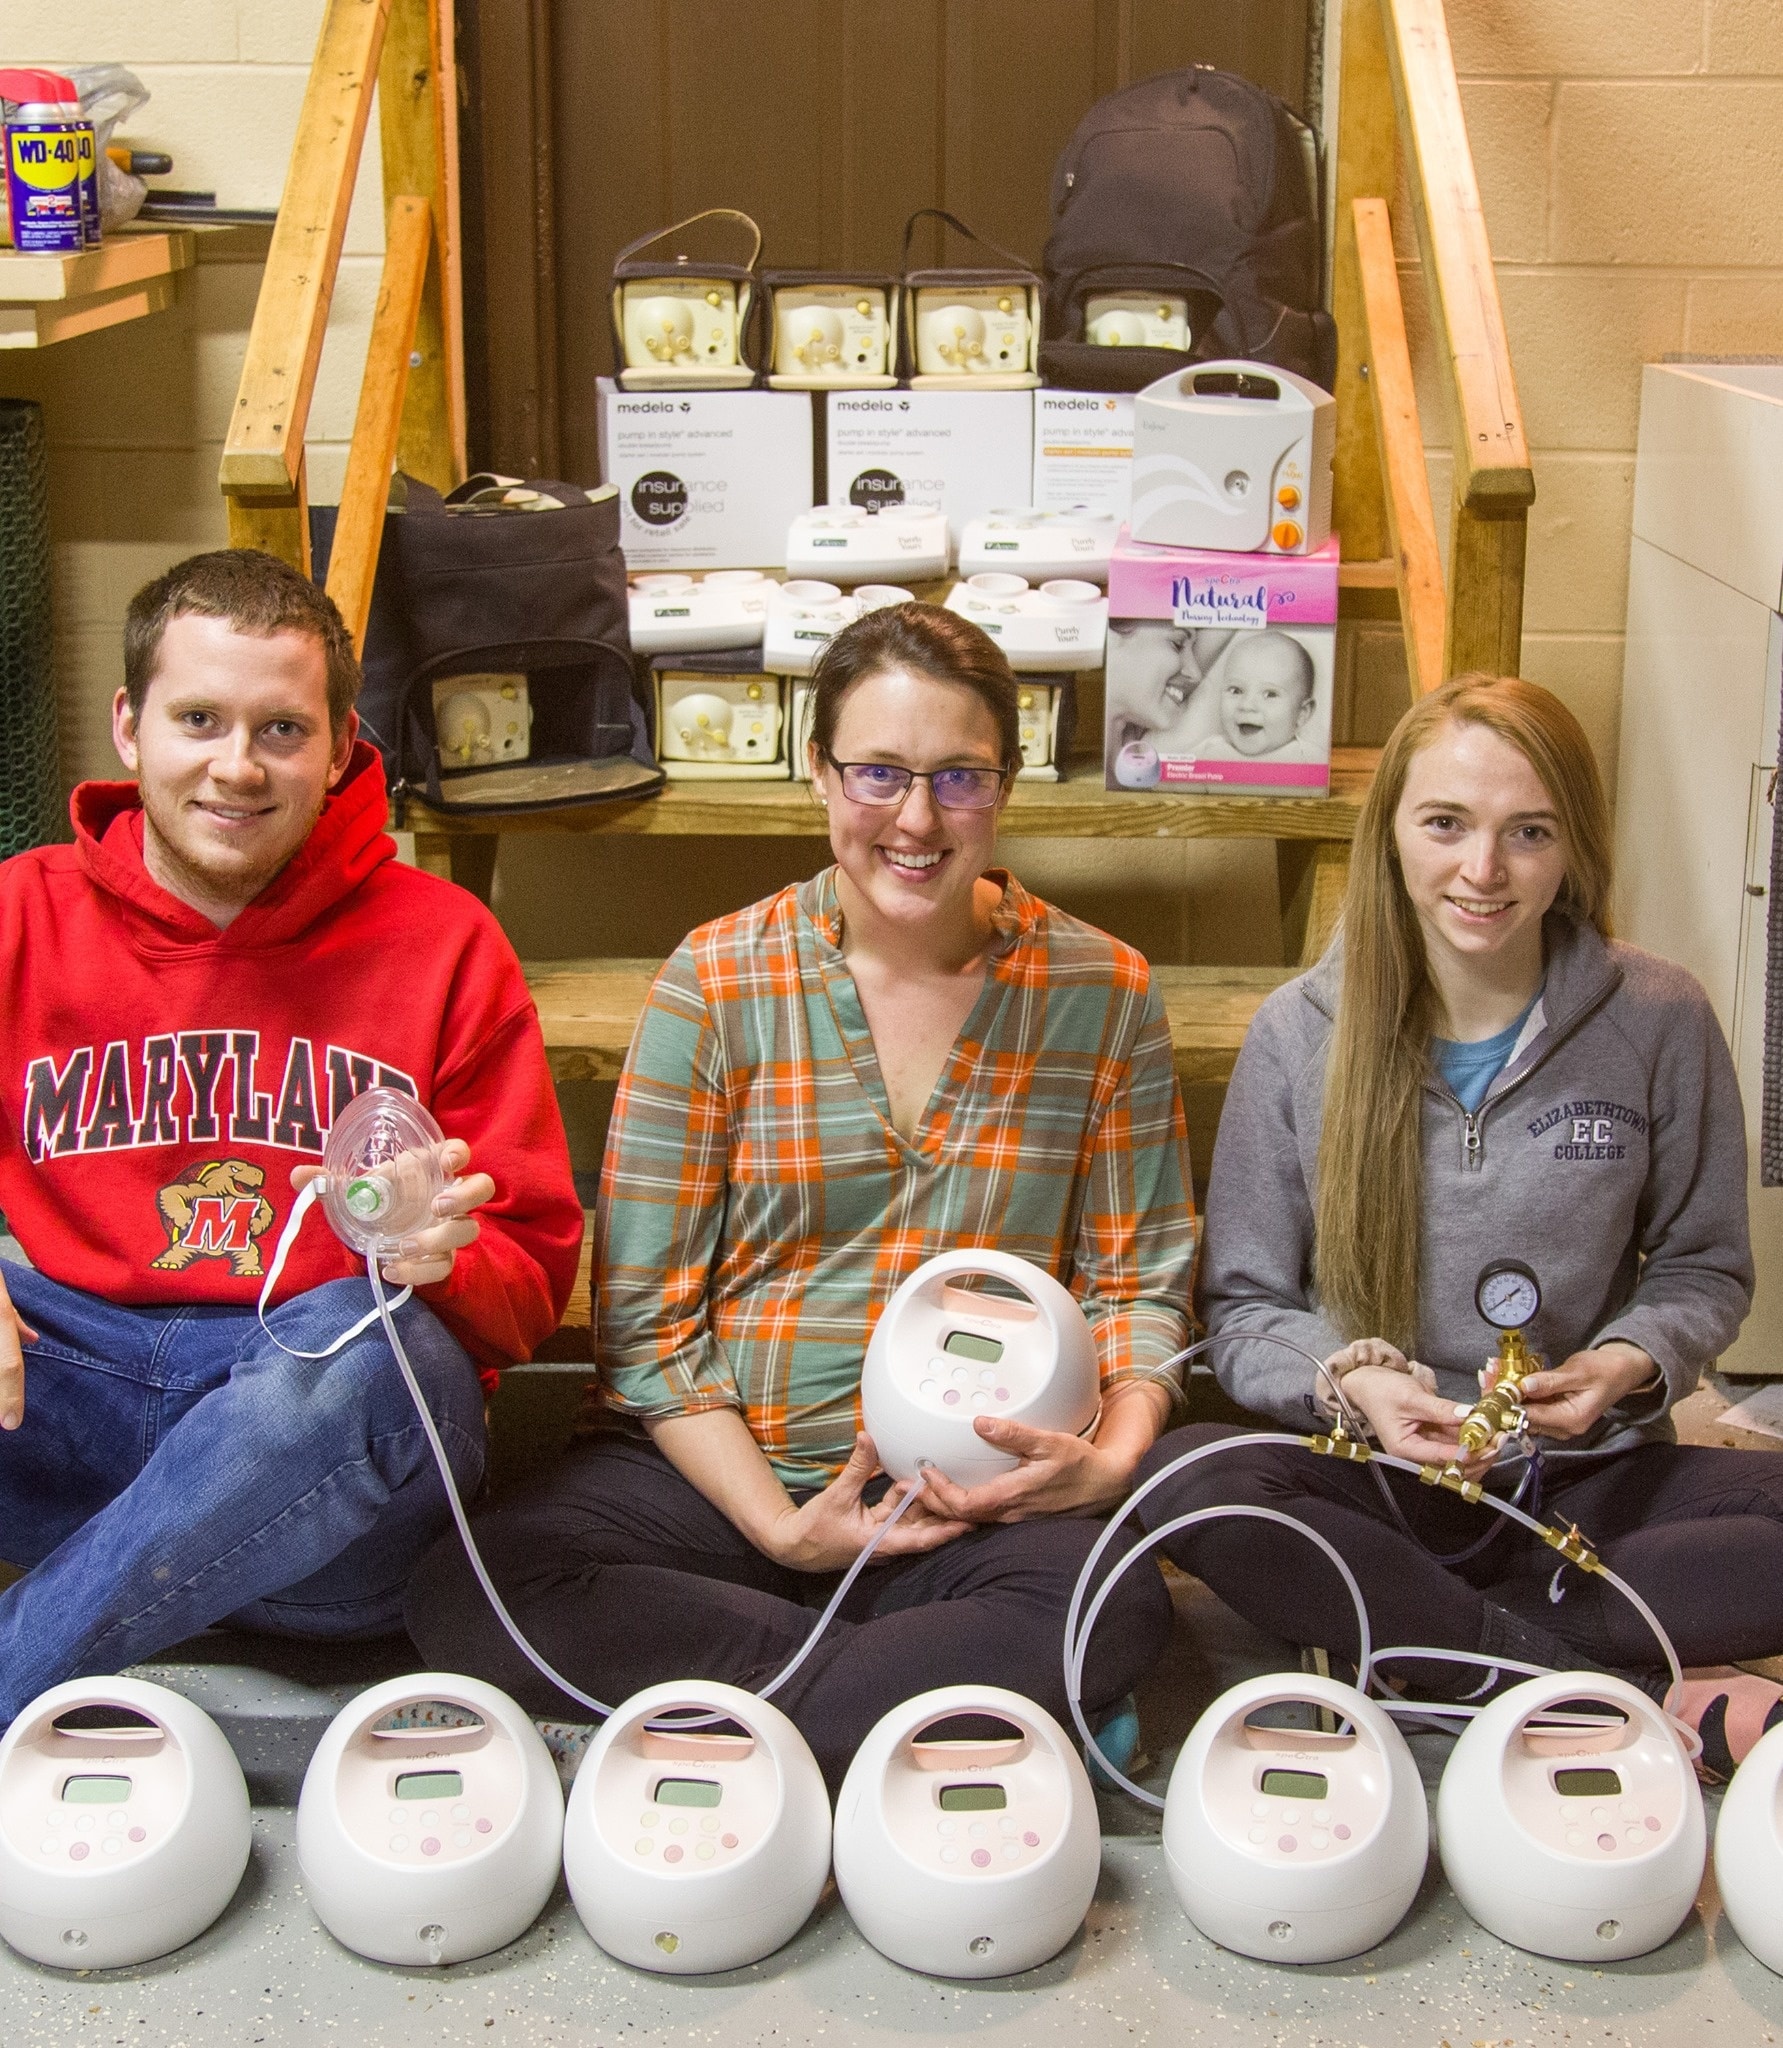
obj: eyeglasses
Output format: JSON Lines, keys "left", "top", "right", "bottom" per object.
{"left": 827, "top": 760, "right": 1008, "bottom": 810}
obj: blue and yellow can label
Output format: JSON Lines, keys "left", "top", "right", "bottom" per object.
{"left": 5, "top": 120, "right": 89, "bottom": 252}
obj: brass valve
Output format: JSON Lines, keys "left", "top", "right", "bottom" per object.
{"left": 1453, "top": 1325, "right": 1541, "bottom": 1461}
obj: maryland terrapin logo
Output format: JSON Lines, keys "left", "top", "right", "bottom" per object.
{"left": 150, "top": 1160, "right": 277, "bottom": 1276}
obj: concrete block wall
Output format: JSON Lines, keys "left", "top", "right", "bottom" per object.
{"left": 0, "top": 0, "right": 382, "bottom": 789}
{"left": 1381, "top": 0, "right": 1783, "bottom": 795}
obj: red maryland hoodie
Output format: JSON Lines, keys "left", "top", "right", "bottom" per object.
{"left": 0, "top": 744, "right": 583, "bottom": 1378}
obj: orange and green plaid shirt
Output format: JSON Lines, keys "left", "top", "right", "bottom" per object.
{"left": 595, "top": 868, "right": 1196, "bottom": 1488}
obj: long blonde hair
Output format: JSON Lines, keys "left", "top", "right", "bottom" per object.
{"left": 1313, "top": 675, "right": 1612, "bottom": 1349}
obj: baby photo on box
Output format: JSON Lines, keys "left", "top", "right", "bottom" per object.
{"left": 1104, "top": 621, "right": 1333, "bottom": 792}
{"left": 1102, "top": 530, "right": 1338, "bottom": 795}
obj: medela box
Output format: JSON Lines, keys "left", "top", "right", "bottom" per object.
{"left": 1104, "top": 531, "right": 1337, "bottom": 797}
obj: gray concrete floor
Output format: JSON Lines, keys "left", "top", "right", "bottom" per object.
{"left": 5, "top": 1782, "right": 1783, "bottom": 2048}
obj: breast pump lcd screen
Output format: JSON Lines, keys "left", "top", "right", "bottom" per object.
{"left": 944, "top": 1331, "right": 1004, "bottom": 1364}
{"left": 395, "top": 1770, "right": 464, "bottom": 1802}
{"left": 1258, "top": 1769, "right": 1328, "bottom": 1800}
{"left": 939, "top": 1783, "right": 1008, "bottom": 1812}
{"left": 654, "top": 1778, "right": 722, "bottom": 1809}
{"left": 62, "top": 1774, "right": 132, "bottom": 1804}
{"left": 1553, "top": 1767, "right": 1622, "bottom": 1798}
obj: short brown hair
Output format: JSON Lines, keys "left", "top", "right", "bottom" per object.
{"left": 122, "top": 549, "right": 361, "bottom": 732}
{"left": 808, "top": 602, "right": 1022, "bottom": 776}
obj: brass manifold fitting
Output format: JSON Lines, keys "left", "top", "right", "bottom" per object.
{"left": 1301, "top": 1429, "right": 1605, "bottom": 1574}
{"left": 1455, "top": 1326, "right": 1540, "bottom": 1457}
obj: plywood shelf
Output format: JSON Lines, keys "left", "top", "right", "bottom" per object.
{"left": 404, "top": 746, "right": 1378, "bottom": 846}
{"left": 0, "top": 225, "right": 196, "bottom": 348}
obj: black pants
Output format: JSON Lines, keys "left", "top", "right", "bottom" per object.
{"left": 405, "top": 1433, "right": 1172, "bottom": 1787}
{"left": 1136, "top": 1424, "right": 1783, "bottom": 1693}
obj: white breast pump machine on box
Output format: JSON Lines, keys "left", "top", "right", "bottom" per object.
{"left": 296, "top": 1675, "right": 564, "bottom": 1966}
{"left": 0, "top": 1676, "right": 252, "bottom": 1970}
{"left": 860, "top": 1248, "right": 1102, "bottom": 1487}
{"left": 832, "top": 1684, "right": 1101, "bottom": 1978}
{"left": 563, "top": 1680, "right": 831, "bottom": 1974}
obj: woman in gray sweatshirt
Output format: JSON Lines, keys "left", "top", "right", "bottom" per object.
{"left": 1136, "top": 672, "right": 1783, "bottom": 1776}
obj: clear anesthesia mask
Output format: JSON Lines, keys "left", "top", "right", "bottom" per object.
{"left": 319, "top": 1089, "right": 448, "bottom": 1257}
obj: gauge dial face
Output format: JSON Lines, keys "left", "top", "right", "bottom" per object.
{"left": 1476, "top": 1259, "right": 1541, "bottom": 1331}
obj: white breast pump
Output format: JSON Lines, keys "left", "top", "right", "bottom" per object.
{"left": 1712, "top": 1717, "right": 1783, "bottom": 1973}
{"left": 860, "top": 1249, "right": 1101, "bottom": 1487}
{"left": 0, "top": 1676, "right": 252, "bottom": 1970}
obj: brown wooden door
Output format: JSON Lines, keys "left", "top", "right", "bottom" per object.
{"left": 459, "top": 0, "right": 1311, "bottom": 480}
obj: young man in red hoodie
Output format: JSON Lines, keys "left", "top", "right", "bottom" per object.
{"left": 0, "top": 549, "right": 583, "bottom": 1721}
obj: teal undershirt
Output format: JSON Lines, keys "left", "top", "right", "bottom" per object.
{"left": 1431, "top": 991, "right": 1541, "bottom": 1113}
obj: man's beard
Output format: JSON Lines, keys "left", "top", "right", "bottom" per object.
{"left": 139, "top": 788, "right": 323, "bottom": 913}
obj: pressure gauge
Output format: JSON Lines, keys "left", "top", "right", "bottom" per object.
{"left": 1475, "top": 1259, "right": 1541, "bottom": 1332}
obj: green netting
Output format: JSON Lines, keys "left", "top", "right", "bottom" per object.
{"left": 0, "top": 400, "right": 60, "bottom": 859}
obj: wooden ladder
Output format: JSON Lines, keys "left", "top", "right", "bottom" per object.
{"left": 219, "top": 0, "right": 1532, "bottom": 1099}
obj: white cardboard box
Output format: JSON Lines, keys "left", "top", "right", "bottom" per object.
{"left": 597, "top": 381, "right": 815, "bottom": 569}
{"left": 1032, "top": 391, "right": 1134, "bottom": 521}
{"left": 823, "top": 391, "right": 1033, "bottom": 536}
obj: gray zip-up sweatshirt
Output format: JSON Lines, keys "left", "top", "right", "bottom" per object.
{"left": 1199, "top": 911, "right": 1754, "bottom": 1463}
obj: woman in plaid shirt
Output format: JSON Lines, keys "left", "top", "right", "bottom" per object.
{"left": 409, "top": 605, "right": 1197, "bottom": 1783}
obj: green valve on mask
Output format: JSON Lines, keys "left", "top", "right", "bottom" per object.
{"left": 344, "top": 1176, "right": 390, "bottom": 1222}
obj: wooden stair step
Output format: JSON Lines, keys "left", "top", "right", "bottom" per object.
{"left": 524, "top": 958, "right": 1294, "bottom": 1091}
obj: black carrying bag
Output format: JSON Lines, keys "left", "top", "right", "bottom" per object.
{"left": 1041, "top": 66, "right": 1335, "bottom": 394}
{"left": 311, "top": 475, "right": 662, "bottom": 817}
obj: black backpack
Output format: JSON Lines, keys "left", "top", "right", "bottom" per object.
{"left": 311, "top": 475, "right": 662, "bottom": 817}
{"left": 1041, "top": 67, "right": 1335, "bottom": 395}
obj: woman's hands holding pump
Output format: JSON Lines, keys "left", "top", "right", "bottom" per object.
{"left": 290, "top": 1139, "right": 494, "bottom": 1288}
{"left": 0, "top": 1261, "right": 39, "bottom": 1433}
{"left": 763, "top": 1433, "right": 973, "bottom": 1572}
{"left": 916, "top": 1380, "right": 1172, "bottom": 1525}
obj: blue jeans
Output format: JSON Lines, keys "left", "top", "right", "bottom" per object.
{"left": 0, "top": 1263, "right": 486, "bottom": 1724}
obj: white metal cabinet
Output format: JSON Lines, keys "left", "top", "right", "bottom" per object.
{"left": 1617, "top": 363, "right": 1783, "bottom": 1375}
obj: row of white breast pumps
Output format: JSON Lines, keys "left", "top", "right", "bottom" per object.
{"left": 0, "top": 1669, "right": 1095, "bottom": 1980}
{"left": 14, "top": 1656, "right": 1783, "bottom": 1982}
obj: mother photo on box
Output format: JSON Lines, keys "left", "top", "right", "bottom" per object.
{"left": 407, "top": 600, "right": 1197, "bottom": 1787}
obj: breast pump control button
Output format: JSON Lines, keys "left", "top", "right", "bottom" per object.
{"left": 1566, "top": 1828, "right": 1585, "bottom": 1848}
{"left": 452, "top": 1803, "right": 470, "bottom": 1822}
{"left": 38, "top": 1840, "right": 55, "bottom": 1856}
{"left": 635, "top": 1839, "right": 653, "bottom": 1856}
{"left": 1596, "top": 1833, "right": 1616, "bottom": 1852}
{"left": 421, "top": 1837, "right": 441, "bottom": 1856}
{"left": 1310, "top": 1831, "right": 1329, "bottom": 1851}
{"left": 1023, "top": 1831, "right": 1040, "bottom": 1847}
{"left": 1333, "top": 1824, "right": 1351, "bottom": 1841}
{"left": 422, "top": 1810, "right": 440, "bottom": 1827}
{"left": 721, "top": 1833, "right": 738, "bottom": 1850}
{"left": 475, "top": 1817, "right": 492, "bottom": 1834}
{"left": 640, "top": 1811, "right": 657, "bottom": 1827}
{"left": 1003, "top": 1844, "right": 1020, "bottom": 1859}
{"left": 944, "top": 1389, "right": 961, "bottom": 1405}
{"left": 128, "top": 1827, "right": 145, "bottom": 1844}
{"left": 1272, "top": 521, "right": 1302, "bottom": 549}
{"left": 938, "top": 1819, "right": 956, "bottom": 1837}
{"left": 1247, "top": 1826, "right": 1267, "bottom": 1844}
{"left": 1278, "top": 1836, "right": 1297, "bottom": 1853}
{"left": 941, "top": 1847, "right": 959, "bottom": 1864}
{"left": 102, "top": 1838, "right": 122, "bottom": 1857}
{"left": 972, "top": 1849, "right": 992, "bottom": 1868}
{"left": 1280, "top": 1806, "right": 1302, "bottom": 1825}
{"left": 390, "top": 1835, "right": 409, "bottom": 1853}
{"left": 68, "top": 1842, "right": 89, "bottom": 1861}
{"left": 664, "top": 1845, "right": 684, "bottom": 1864}
{"left": 700, "top": 1816, "right": 718, "bottom": 1834}
{"left": 1560, "top": 1801, "right": 1581, "bottom": 1820}
{"left": 1644, "top": 1815, "right": 1661, "bottom": 1831}
{"left": 969, "top": 1822, "right": 988, "bottom": 1838}
{"left": 1251, "top": 1800, "right": 1270, "bottom": 1817}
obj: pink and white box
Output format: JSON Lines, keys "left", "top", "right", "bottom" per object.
{"left": 1103, "top": 529, "right": 1338, "bottom": 796}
